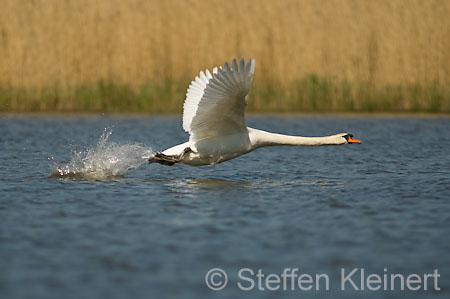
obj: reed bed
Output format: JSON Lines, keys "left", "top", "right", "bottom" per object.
{"left": 0, "top": 0, "right": 449, "bottom": 113}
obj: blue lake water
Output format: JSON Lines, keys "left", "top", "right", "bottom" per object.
{"left": 0, "top": 115, "right": 449, "bottom": 299}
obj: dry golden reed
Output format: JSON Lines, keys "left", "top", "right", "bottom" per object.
{"left": 0, "top": 0, "right": 449, "bottom": 112}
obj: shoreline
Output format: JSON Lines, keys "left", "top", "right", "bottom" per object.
{"left": 1, "top": 112, "right": 449, "bottom": 118}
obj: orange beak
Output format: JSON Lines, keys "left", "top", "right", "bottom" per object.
{"left": 347, "top": 136, "right": 361, "bottom": 144}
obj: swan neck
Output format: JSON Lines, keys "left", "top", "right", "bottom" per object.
{"left": 249, "top": 128, "right": 344, "bottom": 147}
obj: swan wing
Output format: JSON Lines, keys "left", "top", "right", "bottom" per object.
{"left": 182, "top": 58, "right": 256, "bottom": 141}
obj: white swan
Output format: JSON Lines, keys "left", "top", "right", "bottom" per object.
{"left": 149, "top": 58, "right": 360, "bottom": 166}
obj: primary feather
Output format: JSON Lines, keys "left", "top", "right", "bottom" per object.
{"left": 182, "top": 58, "right": 256, "bottom": 141}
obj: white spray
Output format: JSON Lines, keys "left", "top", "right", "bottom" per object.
{"left": 51, "top": 129, "right": 154, "bottom": 180}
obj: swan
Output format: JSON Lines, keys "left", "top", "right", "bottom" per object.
{"left": 149, "top": 58, "right": 360, "bottom": 166}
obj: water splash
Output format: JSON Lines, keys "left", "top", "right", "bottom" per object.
{"left": 51, "top": 129, "right": 154, "bottom": 180}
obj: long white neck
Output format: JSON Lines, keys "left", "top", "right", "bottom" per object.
{"left": 248, "top": 127, "right": 346, "bottom": 148}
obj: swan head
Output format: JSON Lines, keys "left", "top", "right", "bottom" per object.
{"left": 341, "top": 133, "right": 361, "bottom": 144}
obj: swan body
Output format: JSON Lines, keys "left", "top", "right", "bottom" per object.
{"left": 149, "top": 58, "right": 360, "bottom": 167}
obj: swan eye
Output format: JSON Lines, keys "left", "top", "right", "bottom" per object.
{"left": 343, "top": 134, "right": 353, "bottom": 141}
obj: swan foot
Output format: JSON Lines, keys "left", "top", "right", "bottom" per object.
{"left": 148, "top": 153, "right": 176, "bottom": 166}
{"left": 148, "top": 147, "right": 192, "bottom": 166}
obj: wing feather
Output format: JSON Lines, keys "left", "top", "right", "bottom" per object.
{"left": 182, "top": 58, "right": 256, "bottom": 141}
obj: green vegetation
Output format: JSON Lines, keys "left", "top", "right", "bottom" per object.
{"left": 1, "top": 76, "right": 449, "bottom": 113}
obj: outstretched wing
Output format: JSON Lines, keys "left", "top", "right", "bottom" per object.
{"left": 182, "top": 58, "right": 256, "bottom": 141}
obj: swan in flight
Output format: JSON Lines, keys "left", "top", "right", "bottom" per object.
{"left": 149, "top": 58, "right": 360, "bottom": 166}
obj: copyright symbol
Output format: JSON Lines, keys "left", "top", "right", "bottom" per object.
{"left": 205, "top": 268, "right": 228, "bottom": 290}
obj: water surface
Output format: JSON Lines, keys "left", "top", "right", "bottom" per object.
{"left": 1, "top": 115, "right": 449, "bottom": 299}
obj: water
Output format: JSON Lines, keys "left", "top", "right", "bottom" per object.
{"left": 1, "top": 115, "right": 449, "bottom": 299}
{"left": 50, "top": 129, "right": 154, "bottom": 180}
